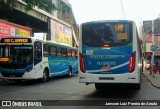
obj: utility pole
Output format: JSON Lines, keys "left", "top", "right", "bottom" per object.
{"left": 151, "top": 14, "right": 160, "bottom": 78}
{"left": 120, "top": 0, "right": 125, "bottom": 19}
{"left": 151, "top": 20, "right": 155, "bottom": 77}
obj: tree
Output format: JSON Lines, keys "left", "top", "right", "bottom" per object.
{"left": 0, "top": 0, "right": 57, "bottom": 13}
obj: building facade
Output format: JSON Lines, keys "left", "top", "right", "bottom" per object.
{"left": 142, "top": 20, "right": 160, "bottom": 63}
{"left": 52, "top": 0, "right": 79, "bottom": 46}
{"left": 0, "top": 0, "right": 79, "bottom": 47}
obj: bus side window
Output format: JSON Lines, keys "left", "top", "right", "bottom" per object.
{"left": 50, "top": 46, "right": 57, "bottom": 57}
{"left": 62, "top": 48, "right": 67, "bottom": 57}
{"left": 67, "top": 49, "right": 71, "bottom": 57}
{"left": 72, "top": 50, "right": 75, "bottom": 58}
{"left": 75, "top": 50, "right": 78, "bottom": 58}
{"left": 57, "top": 47, "right": 62, "bottom": 57}
{"left": 0, "top": 45, "right": 9, "bottom": 57}
{"left": 34, "top": 41, "right": 42, "bottom": 65}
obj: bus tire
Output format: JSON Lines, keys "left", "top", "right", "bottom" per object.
{"left": 68, "top": 67, "right": 72, "bottom": 77}
{"left": 134, "top": 83, "right": 141, "bottom": 90}
{"left": 95, "top": 83, "right": 101, "bottom": 90}
{"left": 41, "top": 69, "right": 49, "bottom": 82}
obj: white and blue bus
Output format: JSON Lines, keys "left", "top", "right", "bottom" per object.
{"left": 0, "top": 36, "right": 78, "bottom": 82}
{"left": 79, "top": 20, "right": 143, "bottom": 89}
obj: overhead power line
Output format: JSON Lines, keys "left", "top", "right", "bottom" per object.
{"left": 120, "top": 0, "right": 125, "bottom": 19}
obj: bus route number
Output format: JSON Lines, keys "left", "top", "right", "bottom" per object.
{"left": 114, "top": 24, "right": 124, "bottom": 31}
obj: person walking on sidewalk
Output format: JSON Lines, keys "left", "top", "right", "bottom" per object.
{"left": 146, "top": 61, "right": 151, "bottom": 70}
{"left": 157, "top": 61, "right": 160, "bottom": 74}
{"left": 153, "top": 62, "right": 158, "bottom": 74}
{"left": 148, "top": 61, "right": 152, "bottom": 75}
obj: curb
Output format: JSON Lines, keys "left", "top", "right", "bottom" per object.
{"left": 142, "top": 72, "right": 160, "bottom": 89}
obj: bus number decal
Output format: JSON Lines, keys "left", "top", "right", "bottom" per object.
{"left": 114, "top": 24, "right": 124, "bottom": 31}
{"left": 97, "top": 61, "right": 116, "bottom": 66}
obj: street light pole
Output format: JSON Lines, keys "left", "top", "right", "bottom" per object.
{"left": 151, "top": 20, "right": 155, "bottom": 78}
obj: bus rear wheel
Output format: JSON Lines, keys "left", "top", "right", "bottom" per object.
{"left": 134, "top": 83, "right": 141, "bottom": 90}
{"left": 95, "top": 83, "right": 102, "bottom": 90}
{"left": 41, "top": 69, "right": 49, "bottom": 82}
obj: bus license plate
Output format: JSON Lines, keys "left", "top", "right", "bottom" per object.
{"left": 99, "top": 77, "right": 114, "bottom": 80}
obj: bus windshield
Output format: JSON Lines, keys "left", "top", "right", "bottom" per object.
{"left": 0, "top": 45, "right": 33, "bottom": 68}
{"left": 82, "top": 22, "right": 132, "bottom": 47}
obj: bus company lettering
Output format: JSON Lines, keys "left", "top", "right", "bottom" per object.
{"left": 4, "top": 38, "right": 28, "bottom": 43}
{"left": 105, "top": 55, "right": 125, "bottom": 59}
{"left": 90, "top": 55, "right": 125, "bottom": 59}
{"left": 90, "top": 55, "right": 104, "bottom": 59}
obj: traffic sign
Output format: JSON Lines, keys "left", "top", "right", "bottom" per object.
{"left": 150, "top": 45, "right": 159, "bottom": 51}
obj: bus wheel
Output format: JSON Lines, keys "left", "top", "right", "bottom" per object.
{"left": 133, "top": 83, "right": 141, "bottom": 90}
{"left": 68, "top": 67, "right": 72, "bottom": 77}
{"left": 41, "top": 69, "right": 49, "bottom": 82}
{"left": 95, "top": 83, "right": 101, "bottom": 90}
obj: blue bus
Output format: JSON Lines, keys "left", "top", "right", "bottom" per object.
{"left": 0, "top": 36, "right": 78, "bottom": 82}
{"left": 78, "top": 20, "right": 143, "bottom": 89}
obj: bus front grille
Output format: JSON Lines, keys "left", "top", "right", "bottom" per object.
{"left": 1, "top": 73, "right": 24, "bottom": 77}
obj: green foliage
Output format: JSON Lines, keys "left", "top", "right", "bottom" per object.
{"left": 0, "top": 0, "right": 57, "bottom": 13}
{"left": 22, "top": 0, "right": 57, "bottom": 13}
{"left": 0, "top": 0, "right": 16, "bottom": 11}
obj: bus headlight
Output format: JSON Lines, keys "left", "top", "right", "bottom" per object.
{"left": 138, "top": 63, "right": 141, "bottom": 67}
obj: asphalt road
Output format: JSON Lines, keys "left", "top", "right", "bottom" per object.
{"left": 0, "top": 73, "right": 160, "bottom": 109}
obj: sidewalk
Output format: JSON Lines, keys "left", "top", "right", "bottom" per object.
{"left": 143, "top": 70, "right": 160, "bottom": 88}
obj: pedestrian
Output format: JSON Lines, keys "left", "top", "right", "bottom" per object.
{"left": 157, "top": 61, "right": 160, "bottom": 74}
{"left": 146, "top": 61, "right": 151, "bottom": 70}
{"left": 153, "top": 62, "right": 158, "bottom": 74}
{"left": 148, "top": 61, "right": 152, "bottom": 75}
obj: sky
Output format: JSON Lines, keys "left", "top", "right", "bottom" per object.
{"left": 68, "top": 0, "right": 160, "bottom": 26}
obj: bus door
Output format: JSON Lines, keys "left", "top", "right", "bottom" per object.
{"left": 34, "top": 41, "right": 42, "bottom": 72}
{"left": 61, "top": 47, "right": 68, "bottom": 74}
